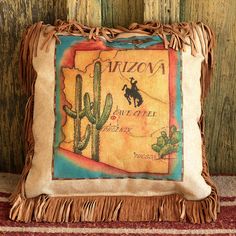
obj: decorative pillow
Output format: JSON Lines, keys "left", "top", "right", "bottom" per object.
{"left": 9, "top": 20, "right": 219, "bottom": 223}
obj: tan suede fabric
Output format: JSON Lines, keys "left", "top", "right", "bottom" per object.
{"left": 25, "top": 28, "right": 211, "bottom": 201}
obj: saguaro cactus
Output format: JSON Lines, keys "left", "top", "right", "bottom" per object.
{"left": 63, "top": 74, "right": 91, "bottom": 154}
{"left": 84, "top": 61, "right": 113, "bottom": 161}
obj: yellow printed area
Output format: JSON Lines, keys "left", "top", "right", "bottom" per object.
{"left": 60, "top": 49, "right": 170, "bottom": 173}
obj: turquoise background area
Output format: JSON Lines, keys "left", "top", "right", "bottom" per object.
{"left": 167, "top": 51, "right": 183, "bottom": 180}
{"left": 54, "top": 150, "right": 114, "bottom": 179}
{"left": 53, "top": 36, "right": 183, "bottom": 180}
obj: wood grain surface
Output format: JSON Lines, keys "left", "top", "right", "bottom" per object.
{"left": 144, "top": 0, "right": 180, "bottom": 23}
{"left": 180, "top": 0, "right": 236, "bottom": 174}
{"left": 0, "top": 0, "right": 235, "bottom": 174}
{"left": 67, "top": 0, "right": 102, "bottom": 26}
{"left": 101, "top": 0, "right": 144, "bottom": 27}
{"left": 0, "top": 0, "right": 67, "bottom": 173}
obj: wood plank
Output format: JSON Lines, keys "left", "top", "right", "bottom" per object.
{"left": 144, "top": 0, "right": 180, "bottom": 23}
{"left": 180, "top": 0, "right": 236, "bottom": 174}
{"left": 67, "top": 0, "right": 102, "bottom": 26}
{"left": 101, "top": 0, "right": 144, "bottom": 27}
{"left": 0, "top": 0, "right": 67, "bottom": 173}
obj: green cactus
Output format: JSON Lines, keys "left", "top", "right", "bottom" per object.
{"left": 63, "top": 74, "right": 91, "bottom": 154}
{"left": 170, "top": 125, "right": 182, "bottom": 144}
{"left": 151, "top": 144, "right": 162, "bottom": 153}
{"left": 84, "top": 61, "right": 113, "bottom": 161}
{"left": 159, "top": 144, "right": 178, "bottom": 157}
{"left": 151, "top": 125, "right": 181, "bottom": 158}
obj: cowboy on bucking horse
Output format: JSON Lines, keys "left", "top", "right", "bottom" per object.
{"left": 122, "top": 77, "right": 143, "bottom": 107}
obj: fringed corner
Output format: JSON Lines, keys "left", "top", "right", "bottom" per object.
{"left": 9, "top": 190, "right": 218, "bottom": 223}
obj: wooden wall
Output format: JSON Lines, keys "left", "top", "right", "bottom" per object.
{"left": 0, "top": 0, "right": 235, "bottom": 174}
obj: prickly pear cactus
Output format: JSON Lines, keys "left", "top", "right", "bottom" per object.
{"left": 170, "top": 125, "right": 182, "bottom": 145}
{"left": 151, "top": 125, "right": 181, "bottom": 158}
{"left": 84, "top": 61, "right": 113, "bottom": 162}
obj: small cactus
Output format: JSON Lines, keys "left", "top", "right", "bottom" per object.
{"left": 84, "top": 61, "right": 113, "bottom": 161}
{"left": 170, "top": 125, "right": 182, "bottom": 145}
{"left": 159, "top": 144, "right": 178, "bottom": 157}
{"left": 151, "top": 125, "right": 181, "bottom": 158}
{"left": 63, "top": 74, "right": 92, "bottom": 154}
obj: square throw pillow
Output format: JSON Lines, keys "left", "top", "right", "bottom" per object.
{"left": 9, "top": 20, "right": 219, "bottom": 223}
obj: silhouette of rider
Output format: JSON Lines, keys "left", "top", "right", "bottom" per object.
{"left": 130, "top": 77, "right": 139, "bottom": 92}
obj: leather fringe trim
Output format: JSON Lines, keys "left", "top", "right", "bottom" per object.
{"left": 9, "top": 20, "right": 218, "bottom": 223}
{"left": 10, "top": 191, "right": 218, "bottom": 223}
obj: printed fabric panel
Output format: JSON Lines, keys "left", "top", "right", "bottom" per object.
{"left": 53, "top": 36, "right": 183, "bottom": 181}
